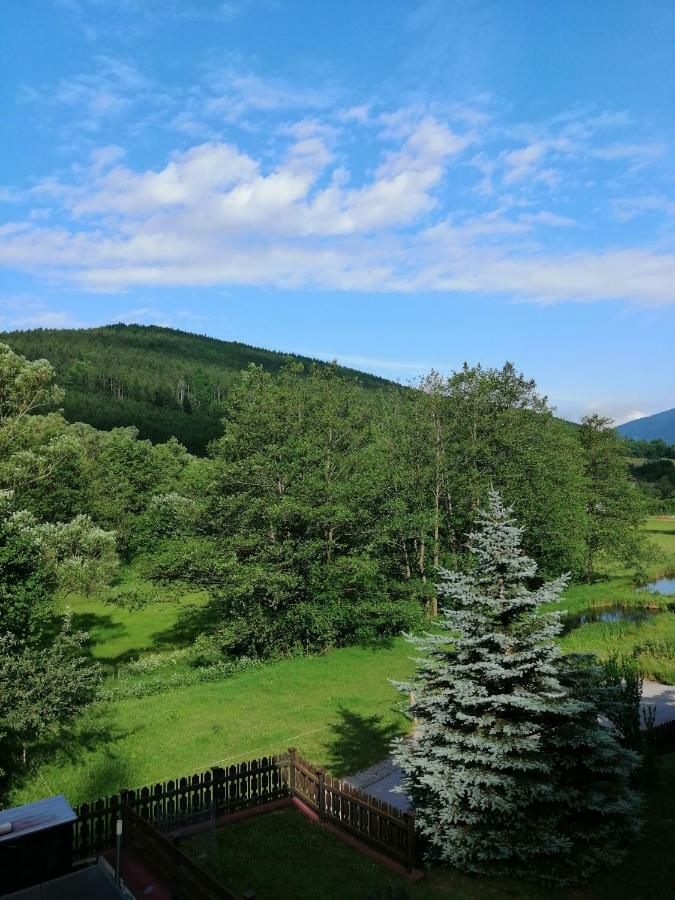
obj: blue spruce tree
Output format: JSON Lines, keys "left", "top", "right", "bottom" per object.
{"left": 392, "top": 491, "right": 640, "bottom": 884}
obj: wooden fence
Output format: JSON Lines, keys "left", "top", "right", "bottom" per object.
{"left": 74, "top": 753, "right": 290, "bottom": 859}
{"left": 289, "top": 748, "right": 415, "bottom": 871}
{"left": 122, "top": 802, "right": 237, "bottom": 900}
{"left": 72, "top": 723, "right": 675, "bottom": 882}
{"left": 74, "top": 749, "right": 415, "bottom": 870}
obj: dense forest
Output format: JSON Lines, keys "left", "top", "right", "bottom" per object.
{"left": 0, "top": 324, "right": 392, "bottom": 452}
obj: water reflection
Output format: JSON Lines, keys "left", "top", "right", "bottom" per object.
{"left": 560, "top": 606, "right": 666, "bottom": 634}
{"left": 639, "top": 577, "right": 675, "bottom": 596}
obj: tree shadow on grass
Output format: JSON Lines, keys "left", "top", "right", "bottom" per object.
{"left": 34, "top": 610, "right": 128, "bottom": 662}
{"left": 355, "top": 634, "right": 396, "bottom": 651}
{"left": 325, "top": 707, "right": 404, "bottom": 778}
{"left": 4, "top": 718, "right": 138, "bottom": 806}
{"left": 150, "top": 596, "right": 225, "bottom": 650}
{"left": 644, "top": 522, "right": 675, "bottom": 536}
{"left": 74, "top": 750, "right": 138, "bottom": 802}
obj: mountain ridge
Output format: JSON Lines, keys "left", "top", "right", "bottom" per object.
{"left": 0, "top": 323, "right": 396, "bottom": 453}
{"left": 618, "top": 407, "right": 675, "bottom": 444}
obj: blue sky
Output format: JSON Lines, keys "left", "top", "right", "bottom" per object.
{"left": 1, "top": 0, "right": 674, "bottom": 422}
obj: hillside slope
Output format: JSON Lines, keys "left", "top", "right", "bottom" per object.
{"left": 0, "top": 324, "right": 393, "bottom": 452}
{"left": 618, "top": 407, "right": 675, "bottom": 445}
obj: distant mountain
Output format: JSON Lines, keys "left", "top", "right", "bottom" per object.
{"left": 0, "top": 324, "right": 394, "bottom": 453}
{"left": 618, "top": 407, "right": 675, "bottom": 444}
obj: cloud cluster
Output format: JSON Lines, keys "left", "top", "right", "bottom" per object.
{"left": 4, "top": 56, "right": 675, "bottom": 304}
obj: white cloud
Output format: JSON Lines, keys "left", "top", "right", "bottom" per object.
{"left": 20, "top": 56, "right": 156, "bottom": 131}
{"left": 612, "top": 194, "right": 675, "bottom": 222}
{"left": 615, "top": 409, "right": 648, "bottom": 426}
{"left": 519, "top": 211, "right": 577, "bottom": 227}
{"left": 590, "top": 142, "right": 665, "bottom": 163}
{"left": 3, "top": 97, "right": 675, "bottom": 306}
{"left": 203, "top": 69, "right": 337, "bottom": 126}
{"left": 339, "top": 105, "right": 371, "bottom": 125}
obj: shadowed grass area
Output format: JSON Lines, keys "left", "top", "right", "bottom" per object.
{"left": 181, "top": 753, "right": 675, "bottom": 900}
{"left": 56, "top": 566, "right": 213, "bottom": 662}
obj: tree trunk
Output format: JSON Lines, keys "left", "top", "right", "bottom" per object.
{"left": 402, "top": 539, "right": 411, "bottom": 580}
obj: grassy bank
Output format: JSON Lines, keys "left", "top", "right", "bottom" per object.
{"left": 554, "top": 517, "right": 675, "bottom": 681}
{"left": 562, "top": 613, "right": 675, "bottom": 683}
{"left": 546, "top": 517, "right": 675, "bottom": 615}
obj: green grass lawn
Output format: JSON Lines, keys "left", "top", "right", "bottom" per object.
{"left": 12, "top": 639, "right": 416, "bottom": 806}
{"left": 12, "top": 517, "right": 675, "bottom": 809}
{"left": 58, "top": 567, "right": 215, "bottom": 662}
{"left": 181, "top": 753, "right": 675, "bottom": 900}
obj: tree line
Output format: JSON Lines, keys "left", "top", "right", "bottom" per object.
{"left": 625, "top": 438, "right": 675, "bottom": 509}
{"left": 1, "top": 323, "right": 391, "bottom": 452}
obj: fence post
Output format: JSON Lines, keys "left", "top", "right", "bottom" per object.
{"left": 404, "top": 812, "right": 415, "bottom": 873}
{"left": 318, "top": 770, "right": 325, "bottom": 822}
{"left": 288, "top": 747, "right": 297, "bottom": 797}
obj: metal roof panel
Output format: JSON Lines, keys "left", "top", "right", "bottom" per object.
{"left": 0, "top": 795, "right": 77, "bottom": 844}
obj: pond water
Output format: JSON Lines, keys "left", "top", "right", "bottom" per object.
{"left": 639, "top": 577, "right": 675, "bottom": 596}
{"left": 560, "top": 606, "right": 666, "bottom": 634}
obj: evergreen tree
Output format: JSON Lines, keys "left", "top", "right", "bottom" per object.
{"left": 392, "top": 492, "right": 640, "bottom": 884}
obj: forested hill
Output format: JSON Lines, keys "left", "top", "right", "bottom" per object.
{"left": 0, "top": 324, "right": 393, "bottom": 452}
{"left": 618, "top": 406, "right": 675, "bottom": 445}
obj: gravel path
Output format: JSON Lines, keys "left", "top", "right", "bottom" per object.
{"left": 641, "top": 678, "right": 675, "bottom": 726}
{"left": 343, "top": 756, "right": 410, "bottom": 812}
{"left": 344, "top": 679, "right": 675, "bottom": 811}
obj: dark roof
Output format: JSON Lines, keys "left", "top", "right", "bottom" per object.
{"left": 0, "top": 795, "right": 77, "bottom": 845}
{"left": 4, "top": 863, "right": 128, "bottom": 899}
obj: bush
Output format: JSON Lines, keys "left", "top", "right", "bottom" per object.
{"left": 138, "top": 537, "right": 234, "bottom": 584}
{"left": 103, "top": 585, "right": 173, "bottom": 610}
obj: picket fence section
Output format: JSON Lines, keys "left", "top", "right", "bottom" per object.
{"left": 74, "top": 753, "right": 290, "bottom": 859}
{"left": 73, "top": 724, "right": 675, "bottom": 876}
{"left": 289, "top": 749, "right": 414, "bottom": 870}
{"left": 73, "top": 749, "right": 415, "bottom": 871}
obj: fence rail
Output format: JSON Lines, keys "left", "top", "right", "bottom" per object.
{"left": 289, "top": 749, "right": 414, "bottom": 870}
{"left": 74, "top": 753, "right": 291, "bottom": 860}
{"left": 122, "top": 802, "right": 237, "bottom": 900}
